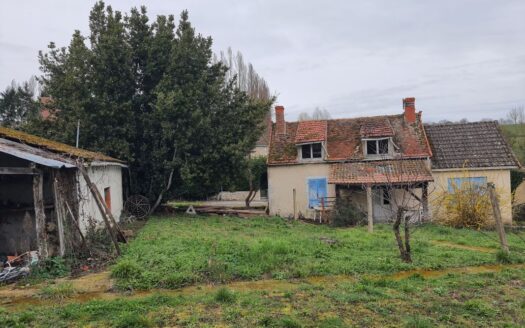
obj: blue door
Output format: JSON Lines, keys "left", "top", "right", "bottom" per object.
{"left": 308, "top": 178, "right": 327, "bottom": 208}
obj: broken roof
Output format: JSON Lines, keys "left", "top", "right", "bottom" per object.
{"left": 424, "top": 121, "right": 520, "bottom": 169}
{"left": 268, "top": 113, "right": 431, "bottom": 165}
{"left": 329, "top": 159, "right": 433, "bottom": 185}
{"left": 0, "top": 126, "right": 123, "bottom": 165}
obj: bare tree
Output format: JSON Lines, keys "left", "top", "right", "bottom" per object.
{"left": 356, "top": 159, "right": 432, "bottom": 263}
{"left": 218, "top": 47, "right": 271, "bottom": 101}
{"left": 506, "top": 106, "right": 525, "bottom": 124}
{"left": 298, "top": 107, "right": 331, "bottom": 121}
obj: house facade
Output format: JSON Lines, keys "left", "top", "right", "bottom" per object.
{"left": 0, "top": 127, "right": 125, "bottom": 259}
{"left": 267, "top": 98, "right": 433, "bottom": 222}
{"left": 424, "top": 122, "right": 520, "bottom": 224}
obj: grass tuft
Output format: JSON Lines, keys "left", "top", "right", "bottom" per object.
{"left": 214, "top": 287, "right": 237, "bottom": 303}
{"left": 38, "top": 282, "right": 76, "bottom": 300}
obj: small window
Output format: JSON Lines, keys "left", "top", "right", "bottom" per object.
{"left": 312, "top": 143, "right": 322, "bottom": 158}
{"left": 366, "top": 140, "right": 377, "bottom": 155}
{"left": 301, "top": 143, "right": 323, "bottom": 159}
{"left": 301, "top": 144, "right": 311, "bottom": 159}
{"left": 366, "top": 138, "right": 389, "bottom": 156}
{"left": 448, "top": 177, "right": 487, "bottom": 193}
{"left": 378, "top": 139, "right": 389, "bottom": 154}
{"left": 104, "top": 187, "right": 111, "bottom": 210}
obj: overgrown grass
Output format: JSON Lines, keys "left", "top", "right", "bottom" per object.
{"left": 37, "top": 282, "right": 77, "bottom": 300}
{"left": 2, "top": 267, "right": 524, "bottom": 327}
{"left": 111, "top": 216, "right": 525, "bottom": 289}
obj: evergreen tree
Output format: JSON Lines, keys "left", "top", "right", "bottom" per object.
{"left": 31, "top": 2, "right": 272, "bottom": 205}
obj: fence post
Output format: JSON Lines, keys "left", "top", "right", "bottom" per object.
{"left": 487, "top": 182, "right": 510, "bottom": 255}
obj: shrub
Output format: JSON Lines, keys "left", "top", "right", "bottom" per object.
{"left": 214, "top": 287, "right": 236, "bottom": 303}
{"left": 433, "top": 181, "right": 494, "bottom": 229}
{"left": 330, "top": 197, "right": 366, "bottom": 227}
{"left": 111, "top": 259, "right": 143, "bottom": 280}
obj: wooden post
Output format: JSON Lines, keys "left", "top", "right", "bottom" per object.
{"left": 77, "top": 162, "right": 123, "bottom": 255}
{"left": 487, "top": 182, "right": 510, "bottom": 254}
{"left": 52, "top": 172, "right": 66, "bottom": 256}
{"left": 366, "top": 185, "right": 373, "bottom": 233}
{"left": 422, "top": 182, "right": 429, "bottom": 222}
{"left": 32, "top": 169, "right": 48, "bottom": 259}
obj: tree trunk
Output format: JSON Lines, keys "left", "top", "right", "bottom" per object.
{"left": 150, "top": 147, "right": 177, "bottom": 215}
{"left": 393, "top": 207, "right": 412, "bottom": 263}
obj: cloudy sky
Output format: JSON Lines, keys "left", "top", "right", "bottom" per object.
{"left": 1, "top": 0, "right": 524, "bottom": 121}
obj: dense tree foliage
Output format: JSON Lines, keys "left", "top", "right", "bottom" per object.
{"left": 32, "top": 2, "right": 272, "bottom": 203}
{"left": 0, "top": 78, "right": 39, "bottom": 128}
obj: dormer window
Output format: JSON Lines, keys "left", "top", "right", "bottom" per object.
{"left": 301, "top": 143, "right": 323, "bottom": 159}
{"left": 365, "top": 138, "right": 389, "bottom": 157}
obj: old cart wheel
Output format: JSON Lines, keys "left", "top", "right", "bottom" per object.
{"left": 125, "top": 195, "right": 151, "bottom": 220}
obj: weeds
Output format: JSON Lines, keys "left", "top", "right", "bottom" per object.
{"left": 38, "top": 283, "right": 76, "bottom": 300}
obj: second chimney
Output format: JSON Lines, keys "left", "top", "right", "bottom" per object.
{"left": 403, "top": 97, "right": 416, "bottom": 124}
{"left": 275, "top": 105, "right": 286, "bottom": 135}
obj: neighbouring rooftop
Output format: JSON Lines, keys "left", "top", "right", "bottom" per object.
{"left": 424, "top": 121, "right": 520, "bottom": 170}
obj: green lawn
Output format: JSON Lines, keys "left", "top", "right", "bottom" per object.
{"left": 111, "top": 216, "right": 525, "bottom": 289}
{"left": 2, "top": 215, "right": 525, "bottom": 327}
{"left": 2, "top": 265, "right": 524, "bottom": 327}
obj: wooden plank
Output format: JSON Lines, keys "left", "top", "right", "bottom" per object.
{"left": 32, "top": 170, "right": 49, "bottom": 259}
{"left": 0, "top": 167, "right": 37, "bottom": 175}
{"left": 487, "top": 182, "right": 510, "bottom": 254}
{"left": 52, "top": 171, "right": 66, "bottom": 256}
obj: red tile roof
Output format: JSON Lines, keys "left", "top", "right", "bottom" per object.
{"left": 268, "top": 113, "right": 430, "bottom": 165}
{"left": 329, "top": 159, "right": 433, "bottom": 185}
{"left": 295, "top": 120, "right": 327, "bottom": 144}
{"left": 359, "top": 118, "right": 394, "bottom": 138}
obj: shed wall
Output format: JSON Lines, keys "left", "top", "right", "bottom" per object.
{"left": 77, "top": 165, "right": 123, "bottom": 233}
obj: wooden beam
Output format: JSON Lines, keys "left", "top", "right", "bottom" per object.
{"left": 366, "top": 185, "right": 373, "bottom": 233}
{"left": 0, "top": 167, "right": 37, "bottom": 175}
{"left": 32, "top": 170, "right": 49, "bottom": 259}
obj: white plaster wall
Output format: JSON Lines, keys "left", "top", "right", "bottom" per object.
{"left": 268, "top": 163, "right": 335, "bottom": 218}
{"left": 76, "top": 165, "right": 123, "bottom": 233}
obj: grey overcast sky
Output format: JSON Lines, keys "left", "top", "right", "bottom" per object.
{"left": 1, "top": 1, "right": 524, "bottom": 122}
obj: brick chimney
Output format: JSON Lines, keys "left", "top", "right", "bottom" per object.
{"left": 403, "top": 97, "right": 416, "bottom": 124}
{"left": 275, "top": 105, "right": 286, "bottom": 135}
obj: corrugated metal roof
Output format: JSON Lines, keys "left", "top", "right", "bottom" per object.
{"left": 0, "top": 138, "right": 75, "bottom": 168}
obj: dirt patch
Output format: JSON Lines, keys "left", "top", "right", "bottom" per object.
{"left": 1, "top": 263, "right": 524, "bottom": 311}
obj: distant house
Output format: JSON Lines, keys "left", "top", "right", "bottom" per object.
{"left": 267, "top": 98, "right": 433, "bottom": 221}
{"left": 0, "top": 127, "right": 125, "bottom": 259}
{"left": 425, "top": 122, "right": 521, "bottom": 224}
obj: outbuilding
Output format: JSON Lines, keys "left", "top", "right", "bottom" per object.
{"left": 0, "top": 127, "right": 125, "bottom": 259}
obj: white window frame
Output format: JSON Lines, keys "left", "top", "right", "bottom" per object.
{"left": 299, "top": 142, "right": 324, "bottom": 161}
{"left": 364, "top": 138, "right": 390, "bottom": 158}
